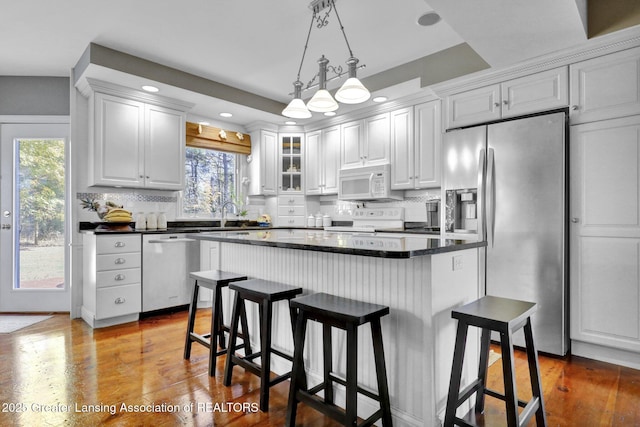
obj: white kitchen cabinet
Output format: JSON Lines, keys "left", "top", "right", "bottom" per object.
{"left": 248, "top": 129, "right": 278, "bottom": 196}
{"left": 570, "top": 46, "right": 640, "bottom": 125}
{"left": 570, "top": 115, "right": 640, "bottom": 368}
{"left": 305, "top": 125, "right": 340, "bottom": 195}
{"left": 340, "top": 113, "right": 390, "bottom": 169}
{"left": 279, "top": 133, "right": 304, "bottom": 193}
{"left": 391, "top": 101, "right": 441, "bottom": 190}
{"left": 446, "top": 67, "right": 568, "bottom": 129}
{"left": 277, "top": 195, "right": 306, "bottom": 227}
{"left": 90, "top": 92, "right": 186, "bottom": 189}
{"left": 82, "top": 233, "right": 142, "bottom": 328}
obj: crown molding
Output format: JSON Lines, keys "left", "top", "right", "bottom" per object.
{"left": 432, "top": 26, "right": 640, "bottom": 97}
{"left": 78, "top": 78, "right": 194, "bottom": 112}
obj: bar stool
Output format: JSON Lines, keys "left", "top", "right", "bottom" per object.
{"left": 183, "top": 270, "right": 249, "bottom": 376}
{"left": 223, "top": 278, "right": 303, "bottom": 412}
{"left": 444, "top": 295, "right": 547, "bottom": 427}
{"left": 286, "top": 292, "right": 393, "bottom": 427}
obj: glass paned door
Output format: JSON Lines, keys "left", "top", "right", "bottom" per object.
{"left": 0, "top": 123, "right": 69, "bottom": 312}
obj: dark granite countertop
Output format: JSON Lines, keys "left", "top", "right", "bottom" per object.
{"left": 192, "top": 229, "right": 485, "bottom": 259}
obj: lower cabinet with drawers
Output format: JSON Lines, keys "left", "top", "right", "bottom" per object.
{"left": 82, "top": 233, "right": 142, "bottom": 328}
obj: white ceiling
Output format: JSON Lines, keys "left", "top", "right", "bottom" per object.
{"left": 0, "top": 0, "right": 607, "bottom": 126}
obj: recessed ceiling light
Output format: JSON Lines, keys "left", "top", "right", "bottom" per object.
{"left": 142, "top": 85, "right": 159, "bottom": 92}
{"left": 285, "top": 121, "right": 297, "bottom": 125}
{"left": 373, "top": 96, "right": 388, "bottom": 103}
{"left": 324, "top": 111, "right": 337, "bottom": 117}
{"left": 417, "top": 11, "right": 441, "bottom": 27}
{"left": 219, "top": 112, "right": 233, "bottom": 118}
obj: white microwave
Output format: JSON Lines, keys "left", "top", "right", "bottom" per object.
{"left": 338, "top": 163, "right": 403, "bottom": 201}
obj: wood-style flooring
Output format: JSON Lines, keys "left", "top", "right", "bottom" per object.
{"left": 0, "top": 310, "right": 638, "bottom": 426}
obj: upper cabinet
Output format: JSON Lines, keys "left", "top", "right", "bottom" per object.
{"left": 248, "top": 129, "right": 278, "bottom": 196}
{"left": 84, "top": 80, "right": 191, "bottom": 190}
{"left": 306, "top": 125, "right": 340, "bottom": 195}
{"left": 570, "top": 46, "right": 640, "bottom": 125}
{"left": 279, "top": 133, "right": 304, "bottom": 193}
{"left": 446, "top": 67, "right": 569, "bottom": 129}
{"left": 391, "top": 101, "right": 441, "bottom": 190}
{"left": 340, "top": 113, "right": 390, "bottom": 169}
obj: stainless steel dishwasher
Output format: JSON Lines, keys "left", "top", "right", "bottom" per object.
{"left": 142, "top": 233, "right": 199, "bottom": 312}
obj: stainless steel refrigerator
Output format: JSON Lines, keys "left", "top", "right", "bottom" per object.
{"left": 443, "top": 111, "right": 568, "bottom": 356}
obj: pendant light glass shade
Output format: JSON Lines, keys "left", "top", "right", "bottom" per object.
{"left": 335, "top": 57, "right": 370, "bottom": 104}
{"left": 307, "top": 89, "right": 339, "bottom": 112}
{"left": 335, "top": 77, "right": 370, "bottom": 104}
{"left": 306, "top": 55, "right": 339, "bottom": 113}
{"left": 282, "top": 80, "right": 312, "bottom": 119}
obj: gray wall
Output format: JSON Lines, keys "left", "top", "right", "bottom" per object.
{"left": 0, "top": 76, "right": 70, "bottom": 115}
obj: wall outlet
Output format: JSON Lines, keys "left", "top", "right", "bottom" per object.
{"left": 452, "top": 255, "right": 463, "bottom": 271}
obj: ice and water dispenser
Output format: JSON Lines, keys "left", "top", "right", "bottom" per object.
{"left": 444, "top": 189, "right": 477, "bottom": 233}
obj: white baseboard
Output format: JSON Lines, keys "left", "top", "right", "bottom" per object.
{"left": 571, "top": 340, "right": 640, "bottom": 370}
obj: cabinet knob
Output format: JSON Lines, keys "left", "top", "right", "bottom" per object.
{"left": 114, "top": 274, "right": 125, "bottom": 281}
{"left": 494, "top": 102, "right": 500, "bottom": 107}
{"left": 115, "top": 258, "right": 126, "bottom": 265}
{"left": 114, "top": 241, "right": 125, "bottom": 248}
{"left": 571, "top": 105, "right": 579, "bottom": 111}
{"left": 139, "top": 175, "right": 144, "bottom": 178}
{"left": 289, "top": 209, "right": 295, "bottom": 213}
{"left": 114, "top": 297, "right": 126, "bottom": 304}
{"left": 571, "top": 217, "right": 580, "bottom": 223}
{"left": 503, "top": 100, "right": 508, "bottom": 105}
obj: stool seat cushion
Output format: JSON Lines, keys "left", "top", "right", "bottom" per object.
{"left": 291, "top": 293, "right": 389, "bottom": 325}
{"left": 189, "top": 270, "right": 247, "bottom": 287}
{"left": 229, "top": 278, "right": 302, "bottom": 301}
{"left": 452, "top": 296, "right": 537, "bottom": 330}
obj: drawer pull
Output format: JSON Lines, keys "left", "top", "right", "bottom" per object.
{"left": 114, "top": 297, "right": 126, "bottom": 304}
{"left": 114, "top": 241, "right": 126, "bottom": 248}
{"left": 289, "top": 209, "right": 295, "bottom": 213}
{"left": 115, "top": 258, "right": 126, "bottom": 265}
{"left": 114, "top": 274, "right": 126, "bottom": 281}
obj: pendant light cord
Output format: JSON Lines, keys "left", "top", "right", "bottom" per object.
{"left": 331, "top": 0, "right": 354, "bottom": 58}
{"left": 296, "top": 12, "right": 317, "bottom": 81}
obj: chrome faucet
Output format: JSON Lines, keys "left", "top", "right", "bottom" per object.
{"left": 221, "top": 201, "right": 238, "bottom": 228}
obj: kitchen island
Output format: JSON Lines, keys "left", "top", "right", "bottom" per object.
{"left": 194, "top": 229, "right": 485, "bottom": 427}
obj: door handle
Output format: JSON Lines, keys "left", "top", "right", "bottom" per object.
{"left": 486, "top": 148, "right": 496, "bottom": 248}
{"left": 477, "top": 148, "right": 486, "bottom": 241}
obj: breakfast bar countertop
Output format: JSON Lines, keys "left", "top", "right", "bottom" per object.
{"left": 193, "top": 228, "right": 485, "bottom": 259}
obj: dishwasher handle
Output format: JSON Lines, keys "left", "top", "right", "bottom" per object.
{"left": 147, "top": 237, "right": 197, "bottom": 244}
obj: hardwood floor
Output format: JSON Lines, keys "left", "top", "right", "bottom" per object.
{"left": 0, "top": 310, "right": 638, "bottom": 426}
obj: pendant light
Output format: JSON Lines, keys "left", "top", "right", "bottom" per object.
{"left": 306, "top": 56, "right": 339, "bottom": 112}
{"left": 282, "top": 0, "right": 369, "bottom": 118}
{"left": 335, "top": 56, "right": 370, "bottom": 104}
{"left": 282, "top": 80, "right": 312, "bottom": 119}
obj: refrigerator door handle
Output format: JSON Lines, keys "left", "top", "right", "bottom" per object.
{"left": 487, "top": 148, "right": 496, "bottom": 247}
{"left": 477, "top": 148, "right": 486, "bottom": 242}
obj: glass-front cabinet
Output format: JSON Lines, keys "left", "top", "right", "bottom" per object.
{"left": 280, "top": 133, "right": 303, "bottom": 192}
